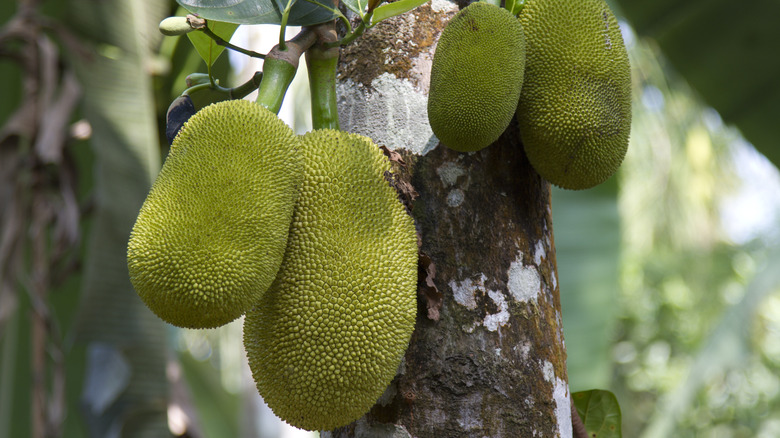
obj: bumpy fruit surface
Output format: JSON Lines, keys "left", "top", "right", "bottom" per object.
{"left": 127, "top": 99, "right": 302, "bottom": 329}
{"left": 428, "top": 2, "right": 526, "bottom": 152}
{"left": 244, "top": 130, "right": 418, "bottom": 431}
{"left": 517, "top": 0, "right": 631, "bottom": 190}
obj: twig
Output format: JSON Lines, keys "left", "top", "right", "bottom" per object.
{"left": 571, "top": 395, "right": 588, "bottom": 438}
{"left": 187, "top": 15, "right": 266, "bottom": 59}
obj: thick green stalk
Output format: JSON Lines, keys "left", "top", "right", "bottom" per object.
{"left": 255, "top": 57, "right": 297, "bottom": 114}
{"left": 255, "top": 30, "right": 317, "bottom": 114}
{"left": 306, "top": 44, "right": 339, "bottom": 130}
{"left": 231, "top": 71, "right": 263, "bottom": 99}
{"left": 305, "top": 22, "right": 339, "bottom": 130}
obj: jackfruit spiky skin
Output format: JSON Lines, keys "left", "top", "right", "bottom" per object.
{"left": 517, "top": 0, "right": 631, "bottom": 190}
{"left": 428, "top": 2, "right": 526, "bottom": 152}
{"left": 127, "top": 99, "right": 302, "bottom": 329}
{"left": 244, "top": 130, "right": 418, "bottom": 431}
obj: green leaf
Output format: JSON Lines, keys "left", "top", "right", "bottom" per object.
{"left": 573, "top": 389, "right": 623, "bottom": 438}
{"left": 187, "top": 20, "right": 239, "bottom": 67}
{"left": 341, "top": 0, "right": 367, "bottom": 16}
{"left": 371, "top": 0, "right": 428, "bottom": 25}
{"left": 177, "top": 0, "right": 337, "bottom": 26}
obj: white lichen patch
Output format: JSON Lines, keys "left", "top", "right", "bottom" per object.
{"left": 429, "top": 406, "right": 447, "bottom": 425}
{"left": 337, "top": 74, "right": 437, "bottom": 155}
{"left": 554, "top": 377, "right": 572, "bottom": 437}
{"left": 449, "top": 275, "right": 486, "bottom": 310}
{"left": 436, "top": 161, "right": 466, "bottom": 187}
{"left": 507, "top": 252, "right": 542, "bottom": 304}
{"left": 534, "top": 240, "right": 546, "bottom": 265}
{"left": 542, "top": 360, "right": 573, "bottom": 438}
{"left": 542, "top": 360, "right": 555, "bottom": 382}
{"left": 457, "top": 393, "right": 484, "bottom": 431}
{"left": 515, "top": 341, "right": 532, "bottom": 360}
{"left": 430, "top": 0, "right": 458, "bottom": 13}
{"left": 447, "top": 189, "right": 465, "bottom": 207}
{"left": 410, "top": 46, "right": 433, "bottom": 95}
{"left": 483, "top": 289, "right": 510, "bottom": 332}
{"left": 451, "top": 275, "right": 513, "bottom": 332}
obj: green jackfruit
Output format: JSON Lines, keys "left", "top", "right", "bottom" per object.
{"left": 127, "top": 99, "right": 302, "bottom": 329}
{"left": 244, "top": 130, "right": 418, "bottom": 431}
{"left": 428, "top": 2, "right": 526, "bottom": 152}
{"left": 517, "top": 0, "right": 631, "bottom": 190}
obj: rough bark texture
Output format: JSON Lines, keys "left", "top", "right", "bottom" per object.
{"left": 325, "top": 2, "right": 570, "bottom": 437}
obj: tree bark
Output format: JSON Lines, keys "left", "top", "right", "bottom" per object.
{"left": 327, "top": 2, "right": 571, "bottom": 437}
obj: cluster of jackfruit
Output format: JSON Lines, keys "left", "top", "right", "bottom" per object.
{"left": 244, "top": 130, "right": 418, "bottom": 431}
{"left": 127, "top": 100, "right": 418, "bottom": 430}
{"left": 428, "top": 0, "right": 632, "bottom": 190}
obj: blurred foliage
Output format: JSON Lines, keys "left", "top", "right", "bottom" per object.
{"left": 613, "top": 0, "right": 780, "bottom": 168}
{"left": 553, "top": 180, "right": 621, "bottom": 392}
{"left": 557, "top": 9, "right": 780, "bottom": 437}
{"left": 607, "top": 25, "right": 780, "bottom": 438}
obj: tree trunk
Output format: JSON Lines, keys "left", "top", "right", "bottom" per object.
{"left": 326, "top": 2, "right": 571, "bottom": 437}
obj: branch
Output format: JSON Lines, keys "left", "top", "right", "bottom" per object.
{"left": 187, "top": 15, "right": 266, "bottom": 59}
{"left": 571, "top": 395, "right": 588, "bottom": 438}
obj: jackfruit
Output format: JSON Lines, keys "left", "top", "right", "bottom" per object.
{"left": 428, "top": 2, "right": 526, "bottom": 152}
{"left": 516, "top": 0, "right": 631, "bottom": 190}
{"left": 244, "top": 130, "right": 418, "bottom": 431}
{"left": 127, "top": 99, "right": 302, "bottom": 329}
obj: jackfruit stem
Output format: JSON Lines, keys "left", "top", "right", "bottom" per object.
{"left": 306, "top": 23, "right": 340, "bottom": 130}
{"left": 480, "top": 0, "right": 501, "bottom": 7}
{"left": 325, "top": 13, "right": 370, "bottom": 49}
{"left": 256, "top": 31, "right": 316, "bottom": 113}
{"left": 231, "top": 71, "right": 263, "bottom": 99}
{"left": 256, "top": 58, "right": 297, "bottom": 114}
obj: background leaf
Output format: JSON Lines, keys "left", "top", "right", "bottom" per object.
{"left": 573, "top": 389, "right": 623, "bottom": 438}
{"left": 341, "top": 0, "right": 366, "bottom": 17}
{"left": 613, "top": 0, "right": 780, "bottom": 169}
{"left": 178, "top": 0, "right": 337, "bottom": 26}
{"left": 187, "top": 20, "right": 239, "bottom": 66}
{"left": 554, "top": 180, "right": 621, "bottom": 392}
{"left": 66, "top": 0, "right": 171, "bottom": 434}
{"left": 370, "top": 0, "right": 428, "bottom": 25}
